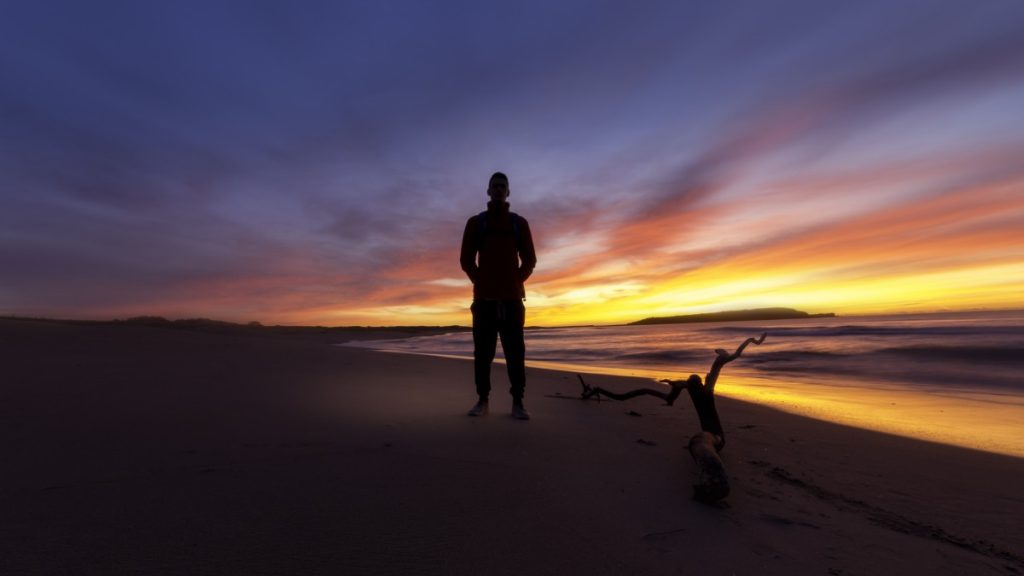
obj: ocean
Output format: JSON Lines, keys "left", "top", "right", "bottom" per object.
{"left": 344, "top": 310, "right": 1024, "bottom": 457}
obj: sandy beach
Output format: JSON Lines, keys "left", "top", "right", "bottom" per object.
{"left": 2, "top": 317, "right": 1022, "bottom": 575}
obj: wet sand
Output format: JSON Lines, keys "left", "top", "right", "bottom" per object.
{"left": 2, "top": 317, "right": 1022, "bottom": 575}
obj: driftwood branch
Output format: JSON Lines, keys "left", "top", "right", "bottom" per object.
{"left": 577, "top": 332, "right": 767, "bottom": 503}
{"left": 578, "top": 373, "right": 692, "bottom": 405}
{"left": 705, "top": 332, "right": 766, "bottom": 394}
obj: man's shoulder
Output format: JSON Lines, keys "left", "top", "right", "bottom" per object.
{"left": 467, "top": 210, "right": 530, "bottom": 227}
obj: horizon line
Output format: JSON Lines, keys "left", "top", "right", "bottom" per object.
{"left": 4, "top": 306, "right": 1023, "bottom": 331}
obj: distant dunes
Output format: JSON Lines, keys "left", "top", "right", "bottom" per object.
{"left": 629, "top": 307, "right": 835, "bottom": 326}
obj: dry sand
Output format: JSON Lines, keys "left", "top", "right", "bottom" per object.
{"left": 2, "top": 317, "right": 1022, "bottom": 575}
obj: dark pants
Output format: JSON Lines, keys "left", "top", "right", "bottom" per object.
{"left": 471, "top": 299, "right": 526, "bottom": 401}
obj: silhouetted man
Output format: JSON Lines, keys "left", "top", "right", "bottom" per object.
{"left": 460, "top": 172, "right": 537, "bottom": 420}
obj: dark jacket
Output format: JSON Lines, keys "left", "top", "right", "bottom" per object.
{"left": 460, "top": 201, "right": 537, "bottom": 300}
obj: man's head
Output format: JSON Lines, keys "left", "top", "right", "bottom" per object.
{"left": 487, "top": 172, "right": 510, "bottom": 203}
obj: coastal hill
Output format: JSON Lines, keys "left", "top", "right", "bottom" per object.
{"left": 629, "top": 307, "right": 835, "bottom": 326}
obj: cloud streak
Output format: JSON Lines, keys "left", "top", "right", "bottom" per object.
{"left": 2, "top": 1, "right": 1023, "bottom": 325}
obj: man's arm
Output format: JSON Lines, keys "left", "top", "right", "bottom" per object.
{"left": 518, "top": 217, "right": 537, "bottom": 282}
{"left": 460, "top": 216, "right": 479, "bottom": 283}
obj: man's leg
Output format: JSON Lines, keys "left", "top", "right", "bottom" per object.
{"left": 471, "top": 300, "right": 498, "bottom": 403}
{"left": 498, "top": 300, "right": 528, "bottom": 419}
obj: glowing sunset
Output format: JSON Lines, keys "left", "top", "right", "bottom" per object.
{"left": 3, "top": 2, "right": 1022, "bottom": 327}
{"left": 4, "top": 3, "right": 1024, "bottom": 575}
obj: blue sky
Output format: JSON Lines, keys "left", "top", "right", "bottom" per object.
{"left": 3, "top": 1, "right": 1023, "bottom": 325}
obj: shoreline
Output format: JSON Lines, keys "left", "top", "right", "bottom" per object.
{"left": 3, "top": 317, "right": 1022, "bottom": 574}
{"left": 346, "top": 342, "right": 1024, "bottom": 459}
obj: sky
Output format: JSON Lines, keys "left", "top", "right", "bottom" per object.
{"left": 2, "top": 0, "right": 1023, "bottom": 326}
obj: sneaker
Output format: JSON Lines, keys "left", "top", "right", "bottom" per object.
{"left": 511, "top": 403, "right": 531, "bottom": 421}
{"left": 467, "top": 399, "right": 489, "bottom": 417}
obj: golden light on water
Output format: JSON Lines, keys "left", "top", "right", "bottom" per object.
{"left": 519, "top": 359, "right": 1024, "bottom": 458}
{"left": 720, "top": 373, "right": 1024, "bottom": 459}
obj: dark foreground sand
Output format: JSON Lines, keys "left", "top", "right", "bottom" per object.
{"left": 2, "top": 318, "right": 1022, "bottom": 575}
